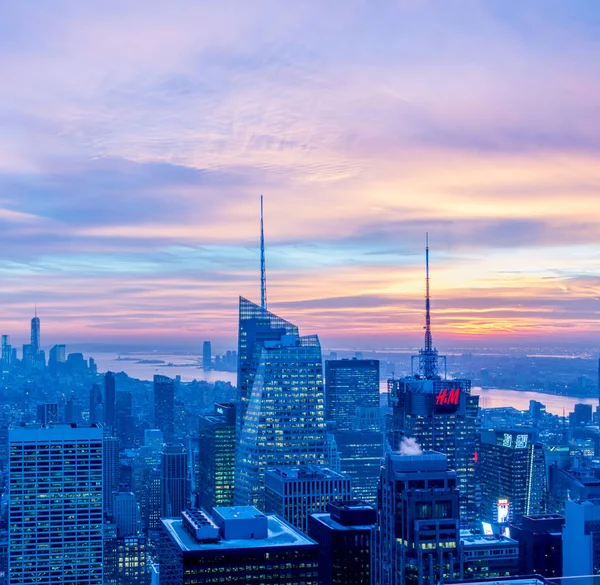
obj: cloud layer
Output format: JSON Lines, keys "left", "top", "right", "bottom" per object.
{"left": 1, "top": 1, "right": 599, "bottom": 348}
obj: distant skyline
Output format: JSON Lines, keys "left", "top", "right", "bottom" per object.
{"left": 1, "top": 1, "right": 599, "bottom": 347}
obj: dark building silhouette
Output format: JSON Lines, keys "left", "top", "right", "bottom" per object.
{"left": 116, "top": 391, "right": 135, "bottom": 448}
{"left": 325, "top": 358, "right": 379, "bottom": 431}
{"left": 30, "top": 314, "right": 40, "bottom": 356}
{"left": 161, "top": 444, "right": 189, "bottom": 518}
{"left": 202, "top": 341, "right": 211, "bottom": 369}
{"left": 511, "top": 514, "right": 565, "bottom": 578}
{"left": 197, "top": 403, "right": 236, "bottom": 511}
{"left": 570, "top": 403, "right": 593, "bottom": 427}
{"left": 89, "top": 383, "right": 103, "bottom": 424}
{"left": 36, "top": 403, "right": 58, "bottom": 425}
{"left": 104, "top": 436, "right": 120, "bottom": 514}
{"left": 104, "top": 371, "right": 116, "bottom": 430}
{"left": 309, "top": 501, "right": 376, "bottom": 585}
{"left": 154, "top": 375, "right": 175, "bottom": 443}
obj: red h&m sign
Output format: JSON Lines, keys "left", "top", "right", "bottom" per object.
{"left": 435, "top": 388, "right": 460, "bottom": 407}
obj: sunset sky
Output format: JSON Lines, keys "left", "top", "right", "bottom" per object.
{"left": 1, "top": 1, "right": 599, "bottom": 349}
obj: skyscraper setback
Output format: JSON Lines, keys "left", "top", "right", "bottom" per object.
{"left": 387, "top": 237, "right": 479, "bottom": 523}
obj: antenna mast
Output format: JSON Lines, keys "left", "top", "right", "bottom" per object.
{"left": 260, "top": 195, "right": 267, "bottom": 310}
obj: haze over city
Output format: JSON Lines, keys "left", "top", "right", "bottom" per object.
{"left": 1, "top": 1, "right": 599, "bottom": 349}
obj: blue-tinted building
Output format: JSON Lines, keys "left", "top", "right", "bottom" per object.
{"left": 234, "top": 298, "right": 328, "bottom": 509}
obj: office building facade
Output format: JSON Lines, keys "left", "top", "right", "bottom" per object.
{"left": 234, "top": 298, "right": 328, "bottom": 509}
{"left": 374, "top": 451, "right": 461, "bottom": 585}
{"left": 8, "top": 424, "right": 104, "bottom": 585}
{"left": 563, "top": 498, "right": 600, "bottom": 585}
{"left": 159, "top": 507, "right": 319, "bottom": 585}
{"left": 104, "top": 371, "right": 117, "bottom": 430}
{"left": 197, "top": 402, "right": 236, "bottom": 511}
{"left": 325, "top": 358, "right": 380, "bottom": 431}
{"left": 161, "top": 444, "right": 189, "bottom": 518}
{"left": 512, "top": 514, "right": 565, "bottom": 578}
{"left": 154, "top": 375, "right": 175, "bottom": 443}
{"left": 264, "top": 466, "right": 352, "bottom": 534}
{"left": 480, "top": 429, "right": 547, "bottom": 525}
{"left": 309, "top": 500, "right": 376, "bottom": 585}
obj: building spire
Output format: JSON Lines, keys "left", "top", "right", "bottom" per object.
{"left": 260, "top": 195, "right": 267, "bottom": 310}
{"left": 420, "top": 233, "right": 439, "bottom": 379}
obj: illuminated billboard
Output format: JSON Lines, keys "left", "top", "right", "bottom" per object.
{"left": 497, "top": 499, "right": 510, "bottom": 523}
{"left": 434, "top": 387, "right": 461, "bottom": 413}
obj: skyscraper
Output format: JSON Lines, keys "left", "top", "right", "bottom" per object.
{"left": 325, "top": 358, "right": 380, "bottom": 431}
{"left": 202, "top": 340, "right": 211, "bottom": 369}
{"left": 374, "top": 451, "right": 460, "bottom": 585}
{"left": 116, "top": 391, "right": 135, "bottom": 448}
{"left": 234, "top": 299, "right": 328, "bottom": 509}
{"left": 197, "top": 402, "right": 236, "bottom": 511}
{"left": 161, "top": 444, "right": 189, "bottom": 518}
{"left": 1, "top": 335, "right": 11, "bottom": 366}
{"left": 104, "top": 371, "right": 117, "bottom": 430}
{"left": 8, "top": 424, "right": 104, "bottom": 584}
{"left": 236, "top": 296, "right": 299, "bottom": 437}
{"left": 30, "top": 313, "right": 40, "bottom": 356}
{"left": 104, "top": 435, "right": 120, "bottom": 514}
{"left": 154, "top": 375, "right": 175, "bottom": 443}
{"left": 89, "top": 383, "right": 103, "bottom": 424}
{"left": 309, "top": 501, "right": 377, "bottom": 585}
{"left": 388, "top": 238, "right": 479, "bottom": 522}
{"left": 264, "top": 465, "right": 352, "bottom": 534}
{"left": 480, "top": 428, "right": 547, "bottom": 525}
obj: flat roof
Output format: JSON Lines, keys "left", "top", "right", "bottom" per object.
{"left": 162, "top": 515, "right": 317, "bottom": 552}
{"left": 311, "top": 512, "right": 375, "bottom": 532}
{"left": 460, "top": 533, "right": 517, "bottom": 547}
{"left": 213, "top": 506, "right": 265, "bottom": 521}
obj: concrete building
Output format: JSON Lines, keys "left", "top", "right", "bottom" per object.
{"left": 374, "top": 451, "right": 460, "bottom": 585}
{"left": 460, "top": 531, "right": 519, "bottom": 580}
{"left": 8, "top": 424, "right": 104, "bottom": 585}
{"left": 264, "top": 465, "right": 352, "bottom": 534}
{"left": 159, "top": 507, "right": 319, "bottom": 584}
{"left": 309, "top": 501, "right": 376, "bottom": 585}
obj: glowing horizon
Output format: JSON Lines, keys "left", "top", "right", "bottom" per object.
{"left": 1, "top": 1, "right": 599, "bottom": 349}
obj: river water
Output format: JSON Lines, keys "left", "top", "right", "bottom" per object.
{"left": 91, "top": 352, "right": 596, "bottom": 416}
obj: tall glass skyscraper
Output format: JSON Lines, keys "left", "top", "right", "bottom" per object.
{"left": 236, "top": 296, "right": 299, "bottom": 438}
{"left": 8, "top": 424, "right": 104, "bottom": 584}
{"left": 30, "top": 315, "right": 40, "bottom": 356}
{"left": 234, "top": 297, "right": 327, "bottom": 509}
{"left": 154, "top": 375, "right": 175, "bottom": 443}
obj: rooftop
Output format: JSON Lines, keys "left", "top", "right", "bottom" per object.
{"left": 311, "top": 512, "right": 377, "bottom": 532}
{"left": 161, "top": 514, "right": 316, "bottom": 552}
{"left": 212, "top": 507, "right": 266, "bottom": 521}
{"left": 267, "top": 465, "right": 345, "bottom": 480}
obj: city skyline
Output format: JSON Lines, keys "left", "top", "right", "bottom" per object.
{"left": 1, "top": 2, "right": 599, "bottom": 347}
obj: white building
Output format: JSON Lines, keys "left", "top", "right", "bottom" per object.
{"left": 264, "top": 465, "right": 352, "bottom": 533}
{"left": 563, "top": 498, "right": 600, "bottom": 585}
{"left": 8, "top": 423, "right": 104, "bottom": 585}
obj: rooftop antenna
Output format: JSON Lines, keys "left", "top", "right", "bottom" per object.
{"left": 420, "top": 232, "right": 438, "bottom": 379}
{"left": 260, "top": 195, "right": 267, "bottom": 310}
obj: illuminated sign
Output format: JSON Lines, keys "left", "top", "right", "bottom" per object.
{"left": 502, "top": 433, "right": 513, "bottom": 448}
{"left": 434, "top": 387, "right": 461, "bottom": 413}
{"left": 515, "top": 434, "right": 528, "bottom": 449}
{"left": 481, "top": 522, "right": 493, "bottom": 536}
{"left": 497, "top": 499, "right": 510, "bottom": 523}
{"left": 435, "top": 388, "right": 460, "bottom": 406}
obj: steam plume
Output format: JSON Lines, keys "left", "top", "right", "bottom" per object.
{"left": 399, "top": 437, "right": 423, "bottom": 455}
